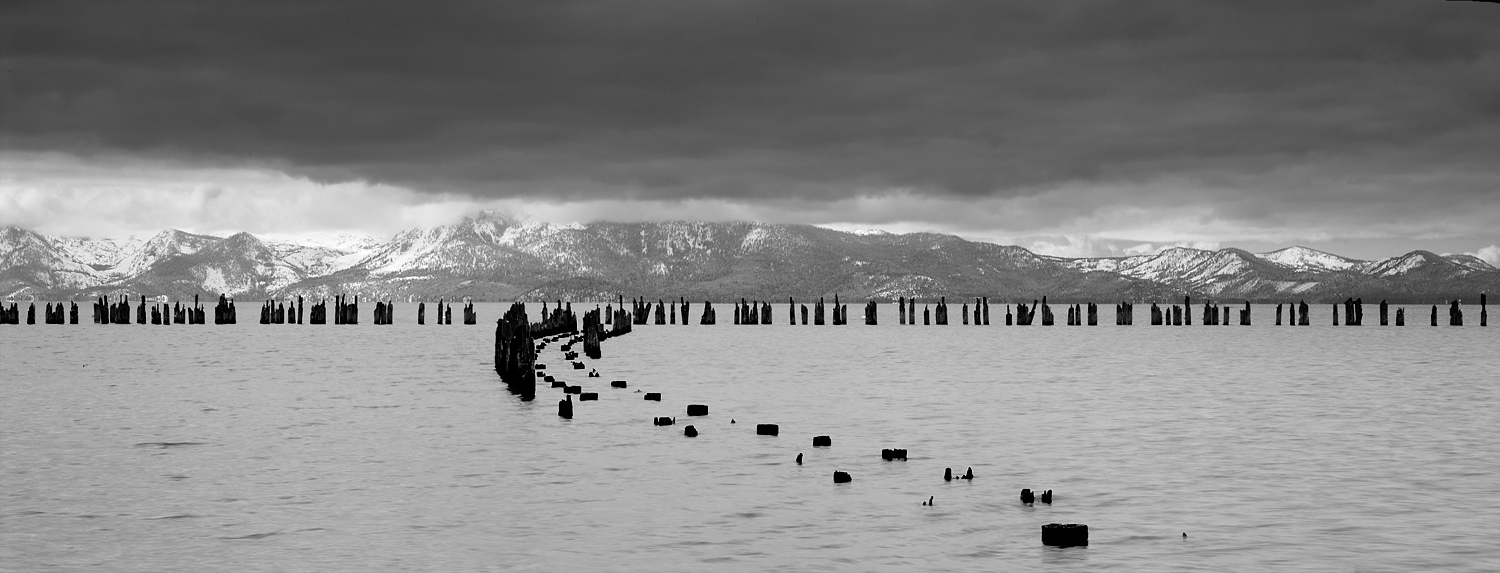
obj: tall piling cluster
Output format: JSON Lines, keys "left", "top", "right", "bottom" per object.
{"left": 494, "top": 302, "right": 538, "bottom": 400}
{"left": 533, "top": 300, "right": 578, "bottom": 338}
{"left": 373, "top": 300, "right": 395, "bottom": 325}
{"left": 259, "top": 298, "right": 303, "bottom": 324}
{"left": 213, "top": 295, "right": 237, "bottom": 324}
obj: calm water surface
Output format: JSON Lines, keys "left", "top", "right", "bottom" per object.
{"left": 2, "top": 303, "right": 1497, "bottom": 572}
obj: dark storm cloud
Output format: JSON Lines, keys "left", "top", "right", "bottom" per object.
{"left": 4, "top": 0, "right": 1500, "bottom": 209}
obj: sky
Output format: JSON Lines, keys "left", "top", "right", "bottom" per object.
{"left": 2, "top": 1, "right": 1499, "bottom": 263}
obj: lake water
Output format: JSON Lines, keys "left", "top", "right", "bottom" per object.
{"left": 2, "top": 303, "right": 1497, "bottom": 572}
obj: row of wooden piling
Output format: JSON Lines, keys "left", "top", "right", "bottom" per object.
{"left": 3, "top": 294, "right": 1490, "bottom": 327}
{"left": 526, "top": 321, "right": 1087, "bottom": 547}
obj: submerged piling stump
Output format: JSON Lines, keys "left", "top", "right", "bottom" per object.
{"left": 1041, "top": 524, "right": 1088, "bottom": 547}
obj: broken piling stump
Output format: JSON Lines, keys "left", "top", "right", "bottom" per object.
{"left": 1041, "top": 524, "right": 1088, "bottom": 547}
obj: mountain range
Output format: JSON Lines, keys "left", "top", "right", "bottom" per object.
{"left": 2, "top": 212, "right": 1495, "bottom": 303}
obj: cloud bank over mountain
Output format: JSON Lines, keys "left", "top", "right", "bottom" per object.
{"left": 4, "top": 2, "right": 1499, "bottom": 258}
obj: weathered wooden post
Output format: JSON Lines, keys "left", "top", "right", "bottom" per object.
{"left": 1431, "top": 304, "right": 1438, "bottom": 326}
{"left": 1240, "top": 302, "right": 1251, "bottom": 325}
{"left": 1183, "top": 295, "right": 1192, "bottom": 326}
{"left": 1396, "top": 307, "right": 1405, "bottom": 326}
{"left": 762, "top": 300, "right": 772, "bottom": 324}
{"left": 1379, "top": 300, "right": 1388, "bottom": 326}
{"left": 865, "top": 300, "right": 878, "bottom": 325}
{"left": 1298, "top": 300, "right": 1310, "bottom": 326}
{"left": 1449, "top": 300, "right": 1463, "bottom": 326}
{"left": 655, "top": 299, "right": 666, "bottom": 325}
{"left": 583, "top": 308, "right": 602, "bottom": 359}
{"left": 1040, "top": 297, "right": 1054, "bottom": 326}
{"left": 700, "top": 301, "right": 716, "bottom": 325}
{"left": 899, "top": 296, "right": 907, "bottom": 324}
{"left": 963, "top": 303, "right": 970, "bottom": 325}
{"left": 1482, "top": 293, "right": 1488, "bottom": 327}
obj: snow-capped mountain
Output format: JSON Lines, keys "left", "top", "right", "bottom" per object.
{"left": 2, "top": 215, "right": 1495, "bottom": 303}
{"left": 1256, "top": 246, "right": 1362, "bottom": 272}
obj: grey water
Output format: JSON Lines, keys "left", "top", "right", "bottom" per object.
{"left": 2, "top": 303, "right": 1496, "bottom": 572}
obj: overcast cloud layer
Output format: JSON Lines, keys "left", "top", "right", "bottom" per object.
{"left": 2, "top": 1, "right": 1498, "bottom": 261}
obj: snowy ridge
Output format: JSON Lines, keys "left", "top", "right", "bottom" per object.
{"left": 1256, "top": 246, "right": 1360, "bottom": 272}
{"left": 2, "top": 222, "right": 1496, "bottom": 301}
